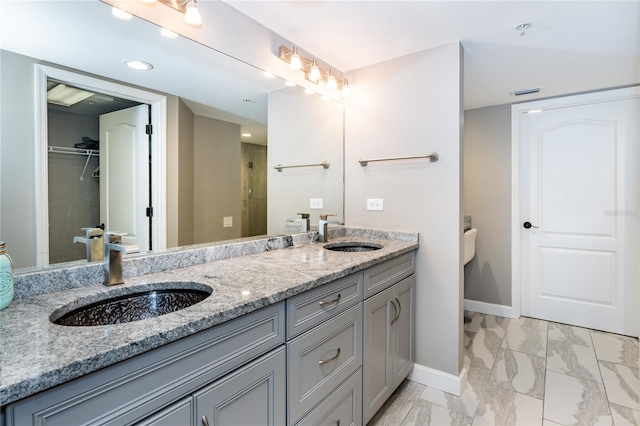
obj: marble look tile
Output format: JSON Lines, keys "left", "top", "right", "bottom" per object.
{"left": 591, "top": 331, "right": 639, "bottom": 368}
{"left": 465, "top": 313, "right": 509, "bottom": 338}
{"left": 546, "top": 338, "right": 602, "bottom": 383}
{"left": 510, "top": 316, "right": 548, "bottom": 331}
{"left": 501, "top": 324, "right": 547, "bottom": 357}
{"left": 610, "top": 403, "right": 640, "bottom": 425}
{"left": 490, "top": 348, "right": 545, "bottom": 399}
{"left": 543, "top": 370, "right": 612, "bottom": 425}
{"left": 369, "top": 380, "right": 426, "bottom": 426}
{"left": 401, "top": 399, "right": 472, "bottom": 426}
{"left": 464, "top": 328, "right": 504, "bottom": 371}
{"left": 598, "top": 360, "right": 640, "bottom": 411}
{"left": 472, "top": 382, "right": 543, "bottom": 425}
{"left": 548, "top": 322, "right": 593, "bottom": 347}
{"left": 420, "top": 365, "right": 491, "bottom": 418}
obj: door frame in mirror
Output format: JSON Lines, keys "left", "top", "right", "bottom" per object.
{"left": 34, "top": 64, "right": 167, "bottom": 266}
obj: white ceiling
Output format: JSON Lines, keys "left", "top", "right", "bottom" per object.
{"left": 224, "top": 0, "right": 640, "bottom": 110}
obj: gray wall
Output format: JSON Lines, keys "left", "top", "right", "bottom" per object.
{"left": 463, "top": 105, "right": 512, "bottom": 307}
{"left": 193, "top": 116, "right": 242, "bottom": 243}
{"left": 177, "top": 99, "right": 195, "bottom": 247}
{"left": 267, "top": 87, "right": 344, "bottom": 233}
{"left": 345, "top": 43, "right": 464, "bottom": 379}
{"left": 0, "top": 50, "right": 37, "bottom": 268}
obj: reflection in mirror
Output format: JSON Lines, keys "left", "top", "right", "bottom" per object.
{"left": 0, "top": 1, "right": 344, "bottom": 271}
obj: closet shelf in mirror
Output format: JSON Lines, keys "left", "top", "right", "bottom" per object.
{"left": 48, "top": 146, "right": 100, "bottom": 157}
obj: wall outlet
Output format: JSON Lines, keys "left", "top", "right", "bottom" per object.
{"left": 223, "top": 216, "right": 233, "bottom": 227}
{"left": 367, "top": 198, "right": 384, "bottom": 211}
{"left": 310, "top": 198, "right": 323, "bottom": 209}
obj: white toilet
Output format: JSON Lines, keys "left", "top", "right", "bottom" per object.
{"left": 463, "top": 228, "right": 477, "bottom": 324}
{"left": 464, "top": 228, "right": 478, "bottom": 266}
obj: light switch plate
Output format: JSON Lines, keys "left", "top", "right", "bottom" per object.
{"left": 310, "top": 198, "right": 323, "bottom": 209}
{"left": 367, "top": 199, "right": 384, "bottom": 211}
{"left": 223, "top": 216, "right": 233, "bottom": 227}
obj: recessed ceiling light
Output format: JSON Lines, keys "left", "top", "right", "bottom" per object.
{"left": 304, "top": 88, "right": 314, "bottom": 95}
{"left": 123, "top": 59, "right": 154, "bottom": 71}
{"left": 321, "top": 95, "right": 330, "bottom": 102}
{"left": 112, "top": 7, "right": 133, "bottom": 20}
{"left": 263, "top": 72, "right": 275, "bottom": 78}
{"left": 285, "top": 81, "right": 296, "bottom": 87}
{"left": 242, "top": 133, "right": 252, "bottom": 137}
{"left": 160, "top": 28, "right": 178, "bottom": 39}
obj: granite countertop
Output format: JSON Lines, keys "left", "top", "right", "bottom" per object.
{"left": 0, "top": 232, "right": 418, "bottom": 405}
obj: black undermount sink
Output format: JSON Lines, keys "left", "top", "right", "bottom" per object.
{"left": 323, "top": 241, "right": 383, "bottom": 252}
{"left": 51, "top": 284, "right": 212, "bottom": 326}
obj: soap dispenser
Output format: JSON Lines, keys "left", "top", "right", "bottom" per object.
{"left": 0, "top": 241, "right": 14, "bottom": 310}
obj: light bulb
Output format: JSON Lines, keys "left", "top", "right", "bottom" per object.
{"left": 327, "top": 70, "right": 337, "bottom": 90}
{"left": 341, "top": 79, "right": 351, "bottom": 97}
{"left": 290, "top": 47, "right": 303, "bottom": 71}
{"left": 309, "top": 59, "right": 321, "bottom": 82}
{"left": 184, "top": 0, "right": 202, "bottom": 26}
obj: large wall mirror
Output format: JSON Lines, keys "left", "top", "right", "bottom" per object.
{"left": 0, "top": 1, "right": 344, "bottom": 270}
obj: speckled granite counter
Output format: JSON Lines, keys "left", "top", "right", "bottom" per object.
{"left": 0, "top": 228, "right": 418, "bottom": 405}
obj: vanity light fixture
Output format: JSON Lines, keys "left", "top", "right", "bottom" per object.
{"left": 290, "top": 46, "right": 303, "bottom": 71}
{"left": 341, "top": 79, "right": 351, "bottom": 97}
{"left": 184, "top": 0, "right": 202, "bottom": 26}
{"left": 278, "top": 45, "right": 349, "bottom": 94}
{"left": 309, "top": 59, "right": 322, "bottom": 83}
{"left": 326, "top": 69, "right": 337, "bottom": 91}
{"left": 123, "top": 59, "right": 154, "bottom": 71}
{"left": 112, "top": 7, "right": 133, "bottom": 20}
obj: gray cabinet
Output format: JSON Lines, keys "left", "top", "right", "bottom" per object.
{"left": 194, "top": 347, "right": 286, "bottom": 426}
{"left": 363, "top": 274, "right": 415, "bottom": 424}
{"left": 5, "top": 302, "right": 285, "bottom": 426}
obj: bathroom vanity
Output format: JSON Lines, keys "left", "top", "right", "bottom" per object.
{"left": 0, "top": 229, "right": 417, "bottom": 425}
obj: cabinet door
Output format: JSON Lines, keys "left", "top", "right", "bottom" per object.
{"left": 392, "top": 275, "right": 416, "bottom": 389}
{"left": 194, "top": 347, "right": 285, "bottom": 426}
{"left": 136, "top": 397, "right": 194, "bottom": 426}
{"left": 362, "top": 286, "right": 394, "bottom": 425}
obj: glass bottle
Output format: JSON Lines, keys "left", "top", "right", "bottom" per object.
{"left": 0, "top": 241, "right": 14, "bottom": 310}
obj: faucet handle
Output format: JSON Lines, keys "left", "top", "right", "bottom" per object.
{"left": 319, "top": 214, "right": 336, "bottom": 220}
{"left": 297, "top": 213, "right": 310, "bottom": 219}
{"left": 105, "top": 231, "right": 128, "bottom": 243}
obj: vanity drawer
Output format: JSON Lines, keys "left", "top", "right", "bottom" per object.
{"left": 287, "top": 304, "right": 362, "bottom": 424}
{"left": 294, "top": 368, "right": 362, "bottom": 426}
{"left": 364, "top": 251, "right": 415, "bottom": 298}
{"left": 286, "top": 271, "right": 363, "bottom": 339}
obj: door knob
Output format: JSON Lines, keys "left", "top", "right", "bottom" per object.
{"left": 523, "top": 221, "right": 539, "bottom": 229}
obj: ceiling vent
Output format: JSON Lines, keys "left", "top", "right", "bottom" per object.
{"left": 511, "top": 87, "right": 542, "bottom": 96}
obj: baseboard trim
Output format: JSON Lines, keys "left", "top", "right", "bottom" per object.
{"left": 408, "top": 363, "right": 468, "bottom": 396}
{"left": 464, "top": 299, "right": 517, "bottom": 319}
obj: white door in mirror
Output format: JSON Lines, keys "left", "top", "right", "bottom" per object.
{"left": 100, "top": 105, "right": 150, "bottom": 252}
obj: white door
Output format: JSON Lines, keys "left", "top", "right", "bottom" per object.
{"left": 100, "top": 104, "right": 150, "bottom": 251}
{"left": 519, "top": 90, "right": 639, "bottom": 337}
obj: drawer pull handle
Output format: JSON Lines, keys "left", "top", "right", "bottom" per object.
{"left": 202, "top": 415, "right": 210, "bottom": 426}
{"left": 394, "top": 296, "right": 402, "bottom": 322}
{"left": 390, "top": 299, "right": 398, "bottom": 325}
{"left": 319, "top": 293, "right": 341, "bottom": 307}
{"left": 318, "top": 348, "right": 341, "bottom": 365}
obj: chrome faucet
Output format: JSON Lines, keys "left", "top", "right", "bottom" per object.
{"left": 73, "top": 225, "right": 104, "bottom": 262}
{"left": 103, "top": 232, "right": 140, "bottom": 286}
{"left": 318, "top": 214, "right": 341, "bottom": 242}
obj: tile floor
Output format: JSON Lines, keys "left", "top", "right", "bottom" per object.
{"left": 369, "top": 312, "right": 640, "bottom": 426}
